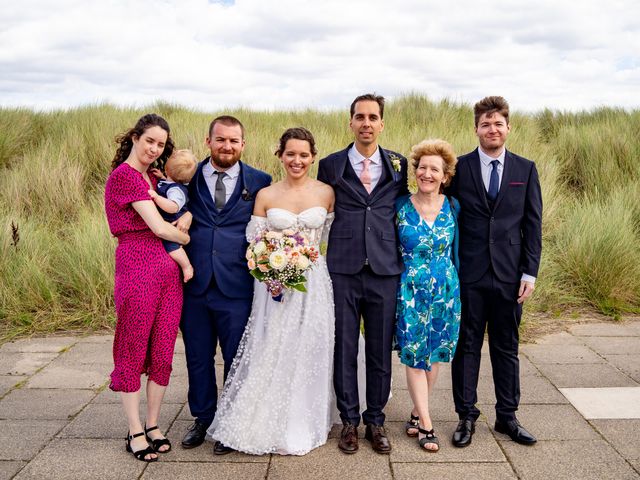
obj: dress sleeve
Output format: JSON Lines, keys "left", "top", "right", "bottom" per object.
{"left": 320, "top": 212, "right": 335, "bottom": 256}
{"left": 246, "top": 215, "right": 268, "bottom": 241}
{"left": 110, "top": 167, "right": 152, "bottom": 206}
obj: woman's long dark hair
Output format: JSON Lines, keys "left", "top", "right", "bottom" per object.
{"left": 111, "top": 113, "right": 175, "bottom": 171}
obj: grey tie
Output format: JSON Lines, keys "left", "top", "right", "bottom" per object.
{"left": 214, "top": 172, "right": 226, "bottom": 209}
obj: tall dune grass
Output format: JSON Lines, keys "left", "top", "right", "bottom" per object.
{"left": 1, "top": 96, "right": 639, "bottom": 339}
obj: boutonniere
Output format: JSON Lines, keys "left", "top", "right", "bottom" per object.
{"left": 241, "top": 188, "right": 253, "bottom": 201}
{"left": 388, "top": 153, "right": 402, "bottom": 172}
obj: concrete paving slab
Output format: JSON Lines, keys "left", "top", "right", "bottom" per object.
{"left": 570, "top": 323, "right": 638, "bottom": 337}
{"left": 165, "top": 420, "right": 268, "bottom": 463}
{"left": 52, "top": 341, "right": 113, "bottom": 366}
{"left": 501, "top": 439, "right": 639, "bottom": 480}
{"left": 392, "top": 462, "right": 517, "bottom": 480}
{"left": 533, "top": 331, "right": 585, "bottom": 345}
{"left": 484, "top": 404, "right": 599, "bottom": 441}
{"left": 0, "top": 337, "right": 77, "bottom": 353}
{"left": 559, "top": 387, "right": 640, "bottom": 419}
{"left": 0, "top": 420, "right": 65, "bottom": 460}
{"left": 385, "top": 388, "right": 458, "bottom": 422}
{"left": 59, "top": 402, "right": 181, "bottom": 439}
{"left": 25, "top": 364, "right": 109, "bottom": 389}
{"left": 0, "top": 375, "right": 25, "bottom": 397}
{"left": 0, "top": 388, "right": 94, "bottom": 420}
{"left": 14, "top": 439, "right": 146, "bottom": 479}
{"left": 520, "top": 344, "right": 604, "bottom": 364}
{"left": 169, "top": 353, "right": 188, "bottom": 377}
{"left": 76, "top": 334, "right": 113, "bottom": 344}
{"left": 590, "top": 419, "right": 640, "bottom": 460}
{"left": 0, "top": 352, "right": 57, "bottom": 376}
{"left": 580, "top": 336, "right": 640, "bottom": 355}
{"left": 519, "top": 374, "right": 569, "bottom": 404}
{"left": 269, "top": 438, "right": 392, "bottom": 480}
{"left": 142, "top": 462, "right": 268, "bottom": 480}
{"left": 535, "top": 363, "right": 638, "bottom": 388}
{"left": 388, "top": 420, "right": 505, "bottom": 462}
{"left": 0, "top": 461, "right": 26, "bottom": 480}
{"left": 603, "top": 354, "right": 640, "bottom": 383}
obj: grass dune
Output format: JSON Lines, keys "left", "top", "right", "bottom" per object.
{"left": 1, "top": 96, "right": 639, "bottom": 339}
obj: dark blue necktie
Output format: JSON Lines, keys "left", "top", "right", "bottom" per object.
{"left": 488, "top": 159, "right": 500, "bottom": 201}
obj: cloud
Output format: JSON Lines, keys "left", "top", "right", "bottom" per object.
{"left": 1, "top": 0, "right": 639, "bottom": 112}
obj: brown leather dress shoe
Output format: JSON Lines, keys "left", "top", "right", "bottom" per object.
{"left": 365, "top": 424, "right": 391, "bottom": 454}
{"left": 338, "top": 424, "right": 359, "bottom": 454}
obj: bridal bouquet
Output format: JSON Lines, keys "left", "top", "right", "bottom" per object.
{"left": 246, "top": 228, "right": 320, "bottom": 298}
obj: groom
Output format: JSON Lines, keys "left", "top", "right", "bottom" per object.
{"left": 178, "top": 116, "right": 271, "bottom": 454}
{"left": 318, "top": 93, "right": 408, "bottom": 454}
{"left": 448, "top": 96, "right": 542, "bottom": 447}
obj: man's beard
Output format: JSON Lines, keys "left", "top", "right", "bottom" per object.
{"left": 211, "top": 151, "right": 241, "bottom": 169}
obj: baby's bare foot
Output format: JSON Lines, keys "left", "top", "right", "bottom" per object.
{"left": 183, "top": 265, "right": 194, "bottom": 283}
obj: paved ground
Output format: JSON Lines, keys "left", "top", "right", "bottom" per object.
{"left": 1, "top": 319, "right": 639, "bottom": 479}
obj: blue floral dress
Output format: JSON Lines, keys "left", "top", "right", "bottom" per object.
{"left": 395, "top": 195, "right": 461, "bottom": 371}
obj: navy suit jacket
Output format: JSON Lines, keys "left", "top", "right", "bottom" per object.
{"left": 318, "top": 143, "right": 409, "bottom": 275}
{"left": 447, "top": 148, "right": 542, "bottom": 284}
{"left": 185, "top": 158, "right": 271, "bottom": 298}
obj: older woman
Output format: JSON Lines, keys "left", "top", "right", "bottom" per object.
{"left": 394, "top": 139, "right": 460, "bottom": 452}
{"left": 104, "top": 114, "right": 189, "bottom": 462}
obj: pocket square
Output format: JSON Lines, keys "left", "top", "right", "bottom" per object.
{"left": 509, "top": 182, "right": 525, "bottom": 186}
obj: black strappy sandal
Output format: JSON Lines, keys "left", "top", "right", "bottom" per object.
{"left": 126, "top": 431, "right": 158, "bottom": 462}
{"left": 405, "top": 414, "right": 420, "bottom": 437}
{"left": 418, "top": 427, "right": 439, "bottom": 452}
{"left": 144, "top": 425, "right": 172, "bottom": 453}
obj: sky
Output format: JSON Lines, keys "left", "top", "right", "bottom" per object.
{"left": 1, "top": 0, "right": 639, "bottom": 113}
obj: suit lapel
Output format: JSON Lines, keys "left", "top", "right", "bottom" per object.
{"left": 469, "top": 148, "right": 490, "bottom": 211}
{"left": 493, "top": 150, "right": 514, "bottom": 211}
{"left": 194, "top": 159, "right": 218, "bottom": 224}
{"left": 335, "top": 145, "right": 368, "bottom": 203}
{"left": 369, "top": 147, "right": 395, "bottom": 201}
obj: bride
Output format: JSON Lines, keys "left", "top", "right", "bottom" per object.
{"left": 208, "top": 127, "right": 335, "bottom": 455}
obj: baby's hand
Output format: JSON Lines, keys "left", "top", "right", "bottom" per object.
{"left": 148, "top": 189, "right": 158, "bottom": 200}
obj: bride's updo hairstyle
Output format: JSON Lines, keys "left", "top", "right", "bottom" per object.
{"left": 275, "top": 127, "right": 318, "bottom": 157}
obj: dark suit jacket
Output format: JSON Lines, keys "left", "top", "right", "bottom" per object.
{"left": 185, "top": 159, "right": 271, "bottom": 297}
{"left": 318, "top": 143, "right": 409, "bottom": 275}
{"left": 447, "top": 148, "right": 542, "bottom": 284}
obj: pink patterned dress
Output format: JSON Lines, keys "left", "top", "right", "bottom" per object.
{"left": 104, "top": 163, "right": 182, "bottom": 392}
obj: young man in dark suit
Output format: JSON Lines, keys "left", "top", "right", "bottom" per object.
{"left": 318, "top": 94, "right": 409, "bottom": 454}
{"left": 448, "top": 96, "right": 542, "bottom": 447}
{"left": 177, "top": 116, "right": 271, "bottom": 454}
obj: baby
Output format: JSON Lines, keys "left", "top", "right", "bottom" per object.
{"left": 149, "top": 149, "right": 197, "bottom": 282}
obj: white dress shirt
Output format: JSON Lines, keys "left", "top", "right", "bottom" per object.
{"left": 478, "top": 147, "right": 505, "bottom": 192}
{"left": 203, "top": 160, "right": 240, "bottom": 205}
{"left": 349, "top": 145, "right": 382, "bottom": 191}
{"left": 478, "top": 147, "right": 536, "bottom": 285}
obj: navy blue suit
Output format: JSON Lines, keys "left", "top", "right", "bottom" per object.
{"left": 318, "top": 144, "right": 408, "bottom": 426}
{"left": 448, "top": 148, "right": 542, "bottom": 422}
{"left": 181, "top": 158, "right": 271, "bottom": 426}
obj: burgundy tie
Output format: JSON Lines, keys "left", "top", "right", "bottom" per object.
{"left": 360, "top": 158, "right": 372, "bottom": 193}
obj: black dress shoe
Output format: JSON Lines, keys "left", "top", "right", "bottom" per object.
{"left": 494, "top": 419, "right": 537, "bottom": 445}
{"left": 365, "top": 424, "right": 391, "bottom": 454}
{"left": 338, "top": 423, "right": 359, "bottom": 454}
{"left": 452, "top": 418, "right": 475, "bottom": 448}
{"left": 181, "top": 421, "right": 208, "bottom": 449}
{"left": 213, "top": 441, "right": 235, "bottom": 455}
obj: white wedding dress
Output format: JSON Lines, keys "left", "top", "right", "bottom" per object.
{"left": 208, "top": 206, "right": 336, "bottom": 455}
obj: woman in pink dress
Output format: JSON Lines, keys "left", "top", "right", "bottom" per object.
{"left": 104, "top": 114, "right": 190, "bottom": 462}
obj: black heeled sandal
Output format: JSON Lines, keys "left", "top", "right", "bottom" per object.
{"left": 418, "top": 427, "right": 439, "bottom": 452}
{"left": 126, "top": 431, "right": 158, "bottom": 462}
{"left": 405, "top": 414, "right": 420, "bottom": 437}
{"left": 144, "top": 424, "right": 172, "bottom": 453}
